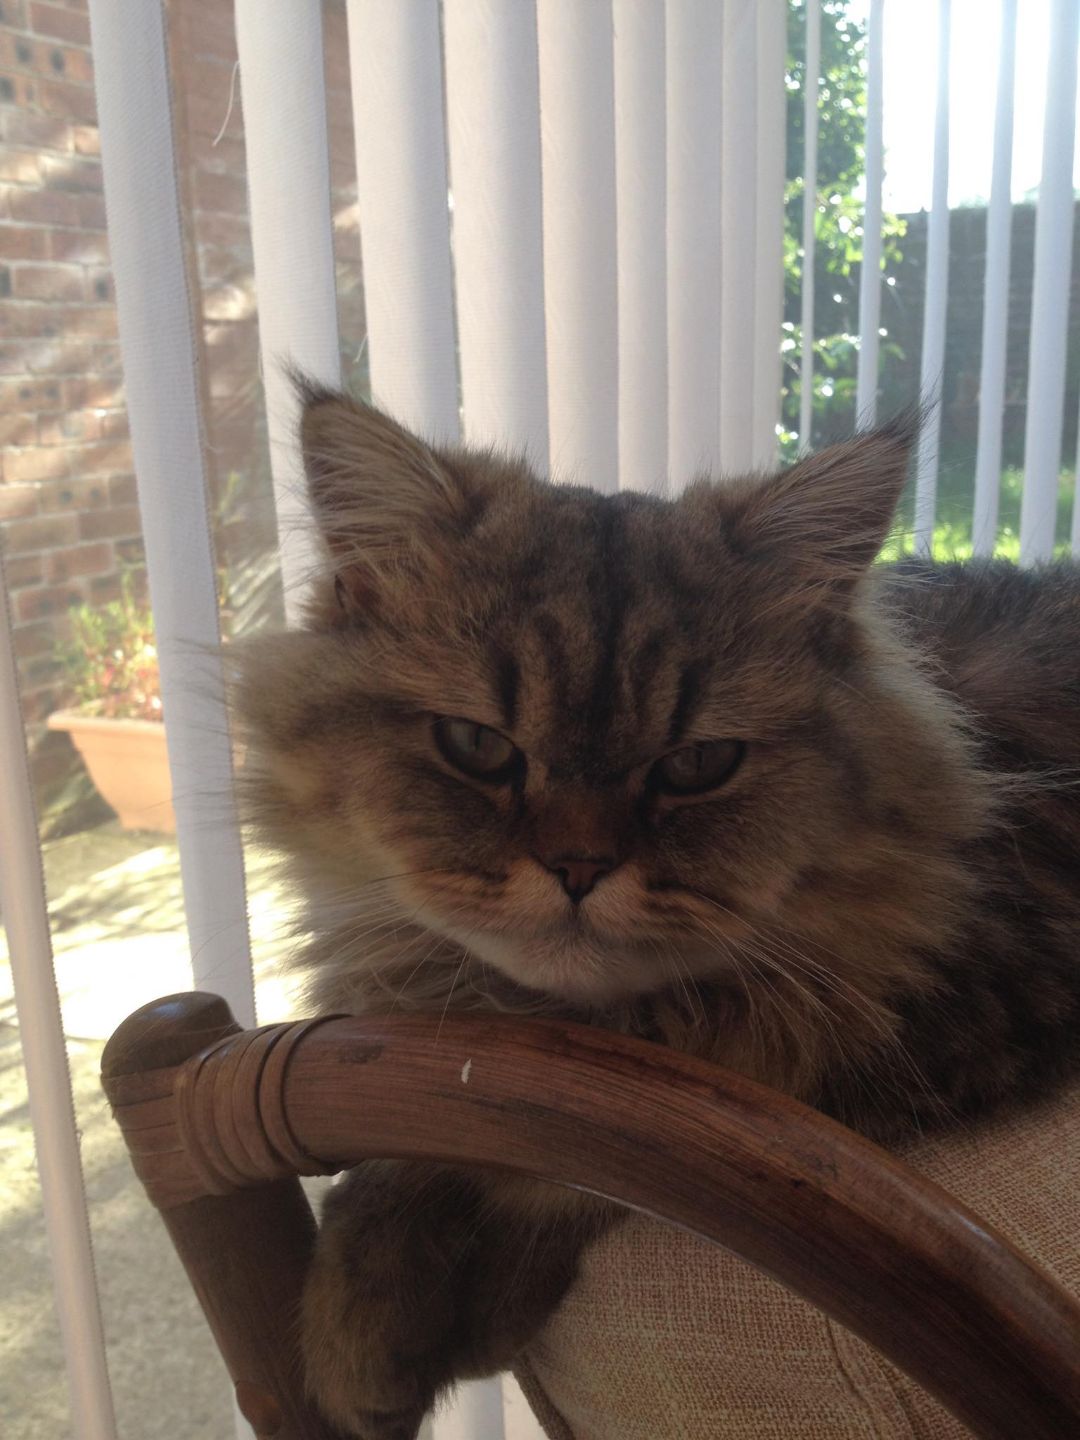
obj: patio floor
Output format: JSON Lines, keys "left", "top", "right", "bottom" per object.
{"left": 0, "top": 822, "right": 303, "bottom": 1439}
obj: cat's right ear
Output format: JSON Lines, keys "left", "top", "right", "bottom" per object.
{"left": 297, "top": 381, "right": 471, "bottom": 614}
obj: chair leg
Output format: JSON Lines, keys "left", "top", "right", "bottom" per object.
{"left": 101, "top": 991, "right": 349, "bottom": 1440}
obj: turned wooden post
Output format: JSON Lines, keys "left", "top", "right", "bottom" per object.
{"left": 101, "top": 993, "right": 346, "bottom": 1440}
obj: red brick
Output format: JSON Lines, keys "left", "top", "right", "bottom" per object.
{"left": 0, "top": 343, "right": 28, "bottom": 372}
{"left": 0, "top": 225, "right": 49, "bottom": 260}
{"left": 22, "top": 303, "right": 117, "bottom": 339}
{"left": 40, "top": 77, "right": 97, "bottom": 124}
{"left": 0, "top": 109, "right": 70, "bottom": 148}
{"left": 186, "top": 133, "right": 245, "bottom": 173}
{"left": 48, "top": 228, "right": 108, "bottom": 264}
{"left": 180, "top": 89, "right": 234, "bottom": 140}
{"left": 87, "top": 571, "right": 122, "bottom": 603}
{"left": 12, "top": 620, "right": 54, "bottom": 661}
{"left": 63, "top": 376, "right": 121, "bottom": 410}
{"left": 113, "top": 538, "right": 144, "bottom": 568}
{"left": 39, "top": 153, "right": 101, "bottom": 193}
{"left": 0, "top": 413, "right": 38, "bottom": 446}
{"left": 2, "top": 377, "right": 63, "bottom": 408}
{"left": 0, "top": 72, "right": 38, "bottom": 108}
{"left": 76, "top": 192, "right": 105, "bottom": 228}
{"left": 60, "top": 304, "right": 119, "bottom": 339}
{"left": 193, "top": 169, "right": 248, "bottom": 217}
{"left": 28, "top": 338, "right": 117, "bottom": 374}
{"left": 177, "top": 1, "right": 236, "bottom": 55}
{"left": 194, "top": 212, "right": 251, "bottom": 250}
{"left": 0, "top": 305, "right": 61, "bottom": 339}
{"left": 3, "top": 446, "right": 70, "bottom": 483}
{"left": 37, "top": 409, "right": 99, "bottom": 444}
{"left": 0, "top": 149, "right": 41, "bottom": 183}
{"left": 26, "top": 41, "right": 93, "bottom": 87}
{"left": 98, "top": 411, "right": 128, "bottom": 440}
{"left": 15, "top": 582, "right": 85, "bottom": 622}
{"left": 72, "top": 123, "right": 98, "bottom": 155}
{"left": 78, "top": 504, "right": 140, "bottom": 540}
{"left": 0, "top": 481, "right": 40, "bottom": 518}
{"left": 6, "top": 186, "right": 79, "bottom": 226}
{"left": 73, "top": 440, "right": 130, "bottom": 475}
{"left": 0, "top": 0, "right": 29, "bottom": 28}
{"left": 2, "top": 511, "right": 78, "bottom": 553}
{"left": 0, "top": 35, "right": 30, "bottom": 71}
{"left": 40, "top": 474, "right": 108, "bottom": 510}
{"left": 106, "top": 472, "right": 136, "bottom": 505}
{"left": 85, "top": 266, "right": 111, "bottom": 302}
{"left": 11, "top": 264, "right": 84, "bottom": 301}
{"left": 3, "top": 554, "right": 44, "bottom": 590}
{"left": 45, "top": 540, "right": 111, "bottom": 581}
{"left": 30, "top": 3, "right": 91, "bottom": 45}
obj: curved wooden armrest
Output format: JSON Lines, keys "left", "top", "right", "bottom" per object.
{"left": 102, "top": 992, "right": 1080, "bottom": 1440}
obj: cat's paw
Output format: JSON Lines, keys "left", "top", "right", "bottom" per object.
{"left": 320, "top": 1400, "right": 427, "bottom": 1440}
{"left": 301, "top": 1253, "right": 438, "bottom": 1439}
{"left": 302, "top": 1323, "right": 432, "bottom": 1439}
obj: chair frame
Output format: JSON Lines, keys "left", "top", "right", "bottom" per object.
{"left": 101, "top": 991, "right": 1080, "bottom": 1440}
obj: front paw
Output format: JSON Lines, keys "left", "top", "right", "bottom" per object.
{"left": 301, "top": 1257, "right": 436, "bottom": 1439}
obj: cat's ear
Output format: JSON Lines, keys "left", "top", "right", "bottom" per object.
{"left": 708, "top": 414, "right": 917, "bottom": 590}
{"left": 297, "top": 382, "right": 471, "bottom": 612}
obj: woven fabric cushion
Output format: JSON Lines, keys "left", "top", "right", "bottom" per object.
{"left": 515, "top": 1080, "right": 1080, "bottom": 1440}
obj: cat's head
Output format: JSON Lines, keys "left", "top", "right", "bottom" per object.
{"left": 238, "top": 390, "right": 964, "bottom": 1010}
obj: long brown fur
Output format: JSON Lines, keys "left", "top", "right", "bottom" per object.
{"left": 234, "top": 387, "right": 1080, "bottom": 1437}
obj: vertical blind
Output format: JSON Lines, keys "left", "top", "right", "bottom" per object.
{"left": 3, "top": 2, "right": 1080, "bottom": 1438}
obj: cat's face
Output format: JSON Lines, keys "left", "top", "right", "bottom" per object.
{"left": 240, "top": 392, "right": 918, "bottom": 1006}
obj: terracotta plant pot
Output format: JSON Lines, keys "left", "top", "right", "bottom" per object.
{"left": 47, "top": 711, "right": 175, "bottom": 834}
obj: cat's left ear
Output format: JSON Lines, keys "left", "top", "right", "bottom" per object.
{"left": 699, "top": 414, "right": 917, "bottom": 591}
{"left": 296, "top": 380, "right": 478, "bottom": 615}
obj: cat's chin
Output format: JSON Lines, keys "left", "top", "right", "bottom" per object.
{"left": 457, "top": 928, "right": 668, "bottom": 1005}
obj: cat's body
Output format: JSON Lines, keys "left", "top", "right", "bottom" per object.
{"left": 237, "top": 391, "right": 1080, "bottom": 1438}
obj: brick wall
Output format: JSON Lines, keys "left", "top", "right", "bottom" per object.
{"left": 0, "top": 0, "right": 365, "bottom": 821}
{"left": 0, "top": 0, "right": 130, "bottom": 763}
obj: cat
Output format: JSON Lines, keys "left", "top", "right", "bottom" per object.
{"left": 235, "top": 384, "right": 1080, "bottom": 1439}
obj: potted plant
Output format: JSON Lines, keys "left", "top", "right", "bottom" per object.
{"left": 48, "top": 573, "right": 175, "bottom": 833}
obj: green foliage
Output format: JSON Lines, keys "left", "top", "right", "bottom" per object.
{"left": 881, "top": 466, "right": 1077, "bottom": 564}
{"left": 58, "top": 571, "right": 162, "bottom": 722}
{"left": 781, "top": 0, "right": 907, "bottom": 456}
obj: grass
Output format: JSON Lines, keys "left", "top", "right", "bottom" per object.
{"left": 880, "top": 464, "right": 1077, "bottom": 563}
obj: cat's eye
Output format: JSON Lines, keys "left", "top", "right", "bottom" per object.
{"left": 651, "top": 740, "right": 744, "bottom": 795}
{"left": 434, "top": 717, "right": 522, "bottom": 782}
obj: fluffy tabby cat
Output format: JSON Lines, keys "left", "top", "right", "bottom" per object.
{"left": 236, "top": 385, "right": 1080, "bottom": 1439}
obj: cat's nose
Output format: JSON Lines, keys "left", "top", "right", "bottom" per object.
{"left": 542, "top": 855, "right": 615, "bottom": 904}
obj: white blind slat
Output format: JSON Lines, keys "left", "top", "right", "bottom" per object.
{"left": 0, "top": 553, "right": 116, "bottom": 1439}
{"left": 443, "top": 0, "right": 549, "bottom": 467}
{"left": 914, "top": 0, "right": 953, "bottom": 557}
{"left": 855, "top": 0, "right": 885, "bottom": 428}
{"left": 666, "top": 0, "right": 724, "bottom": 486}
{"left": 719, "top": 0, "right": 759, "bottom": 474}
{"left": 1019, "top": 0, "right": 1080, "bottom": 565}
{"left": 536, "top": 0, "right": 619, "bottom": 491}
{"left": 971, "top": 0, "right": 1018, "bottom": 558}
{"left": 346, "top": 0, "right": 459, "bottom": 443}
{"left": 234, "top": 0, "right": 342, "bottom": 624}
{"left": 89, "top": 0, "right": 253, "bottom": 1022}
{"left": 751, "top": 1, "right": 787, "bottom": 470}
{"left": 799, "top": 0, "right": 822, "bottom": 450}
{"left": 614, "top": 0, "right": 668, "bottom": 492}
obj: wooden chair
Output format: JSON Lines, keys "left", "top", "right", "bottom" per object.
{"left": 100, "top": 991, "right": 1080, "bottom": 1440}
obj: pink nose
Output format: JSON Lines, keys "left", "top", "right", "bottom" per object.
{"left": 543, "top": 856, "right": 614, "bottom": 904}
